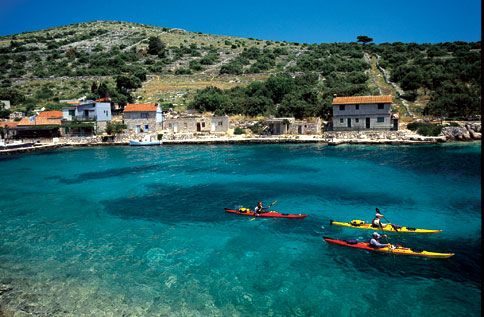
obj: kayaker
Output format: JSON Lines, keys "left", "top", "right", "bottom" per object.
{"left": 371, "top": 208, "right": 387, "bottom": 228}
{"left": 254, "top": 201, "right": 266, "bottom": 214}
{"left": 369, "top": 232, "right": 390, "bottom": 248}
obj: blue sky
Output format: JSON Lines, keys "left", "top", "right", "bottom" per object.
{"left": 0, "top": 0, "right": 481, "bottom": 43}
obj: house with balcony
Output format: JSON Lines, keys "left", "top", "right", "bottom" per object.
{"left": 62, "top": 100, "right": 111, "bottom": 122}
{"left": 62, "top": 100, "right": 112, "bottom": 134}
{"left": 331, "top": 95, "right": 398, "bottom": 131}
{"left": 123, "top": 103, "right": 163, "bottom": 133}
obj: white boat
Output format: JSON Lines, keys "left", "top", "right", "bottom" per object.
{"left": 129, "top": 135, "right": 161, "bottom": 146}
{"left": 0, "top": 140, "right": 35, "bottom": 150}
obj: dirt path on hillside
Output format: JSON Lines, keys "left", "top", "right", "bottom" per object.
{"left": 365, "top": 52, "right": 414, "bottom": 118}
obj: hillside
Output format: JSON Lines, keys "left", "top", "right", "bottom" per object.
{"left": 0, "top": 21, "right": 480, "bottom": 120}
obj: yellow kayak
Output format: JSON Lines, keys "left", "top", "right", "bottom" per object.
{"left": 329, "top": 219, "right": 442, "bottom": 234}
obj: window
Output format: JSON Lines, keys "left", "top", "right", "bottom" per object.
{"left": 355, "top": 105, "right": 359, "bottom": 110}
{"left": 218, "top": 121, "right": 223, "bottom": 126}
{"left": 377, "top": 117, "right": 384, "bottom": 123}
{"left": 202, "top": 122, "right": 205, "bottom": 128}
{"left": 140, "top": 112, "right": 148, "bottom": 119}
{"left": 168, "top": 123, "right": 172, "bottom": 128}
{"left": 378, "top": 104, "right": 384, "bottom": 110}
{"left": 340, "top": 118, "right": 344, "bottom": 123}
{"left": 145, "top": 125, "right": 149, "bottom": 130}
{"left": 339, "top": 105, "right": 345, "bottom": 111}
{"left": 355, "top": 118, "right": 359, "bottom": 123}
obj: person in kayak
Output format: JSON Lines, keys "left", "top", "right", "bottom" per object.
{"left": 369, "top": 232, "right": 390, "bottom": 248}
{"left": 371, "top": 208, "right": 387, "bottom": 228}
{"left": 254, "top": 201, "right": 266, "bottom": 215}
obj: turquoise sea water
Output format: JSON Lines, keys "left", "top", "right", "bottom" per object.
{"left": 0, "top": 143, "right": 481, "bottom": 316}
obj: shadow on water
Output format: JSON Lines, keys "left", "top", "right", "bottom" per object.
{"left": 58, "top": 163, "right": 165, "bottom": 184}
{"left": 101, "top": 181, "right": 412, "bottom": 224}
{"left": 58, "top": 158, "right": 320, "bottom": 185}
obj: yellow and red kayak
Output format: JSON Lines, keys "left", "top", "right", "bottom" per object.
{"left": 330, "top": 219, "right": 442, "bottom": 234}
{"left": 323, "top": 237, "right": 454, "bottom": 259}
{"left": 225, "top": 208, "right": 307, "bottom": 219}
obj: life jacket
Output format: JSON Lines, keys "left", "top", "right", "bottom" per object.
{"left": 371, "top": 217, "right": 381, "bottom": 227}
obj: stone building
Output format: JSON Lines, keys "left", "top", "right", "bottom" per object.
{"left": 163, "top": 114, "right": 229, "bottom": 134}
{"left": 123, "top": 103, "right": 163, "bottom": 133}
{"left": 265, "top": 117, "right": 322, "bottom": 135}
{"left": 331, "top": 95, "right": 398, "bottom": 131}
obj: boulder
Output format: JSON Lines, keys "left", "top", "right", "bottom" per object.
{"left": 441, "top": 126, "right": 472, "bottom": 140}
{"left": 469, "top": 130, "right": 481, "bottom": 140}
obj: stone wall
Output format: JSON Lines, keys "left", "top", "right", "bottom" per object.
{"left": 96, "top": 121, "right": 107, "bottom": 133}
{"left": 124, "top": 118, "right": 159, "bottom": 133}
{"left": 288, "top": 118, "right": 321, "bottom": 135}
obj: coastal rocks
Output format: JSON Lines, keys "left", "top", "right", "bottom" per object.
{"left": 324, "top": 130, "right": 447, "bottom": 145}
{"left": 441, "top": 122, "right": 481, "bottom": 141}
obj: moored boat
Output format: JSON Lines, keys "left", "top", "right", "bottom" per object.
{"left": 129, "top": 134, "right": 161, "bottom": 146}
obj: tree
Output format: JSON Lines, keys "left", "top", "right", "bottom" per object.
{"left": 356, "top": 35, "right": 373, "bottom": 45}
{"left": 91, "top": 82, "right": 98, "bottom": 94}
{"left": 97, "top": 82, "right": 110, "bottom": 98}
{"left": 0, "top": 102, "right": 11, "bottom": 119}
{"left": 148, "top": 36, "right": 166, "bottom": 57}
{"left": 190, "top": 86, "right": 231, "bottom": 113}
{"left": 105, "top": 122, "right": 127, "bottom": 135}
{"left": 116, "top": 75, "right": 141, "bottom": 91}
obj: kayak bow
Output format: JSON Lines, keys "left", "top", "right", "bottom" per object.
{"left": 330, "top": 219, "right": 442, "bottom": 234}
{"left": 323, "top": 237, "right": 454, "bottom": 259}
{"left": 224, "top": 208, "right": 307, "bottom": 219}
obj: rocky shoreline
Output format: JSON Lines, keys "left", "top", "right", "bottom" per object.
{"left": 1, "top": 123, "right": 482, "bottom": 156}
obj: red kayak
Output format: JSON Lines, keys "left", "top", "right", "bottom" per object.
{"left": 224, "top": 208, "right": 307, "bottom": 219}
{"left": 323, "top": 237, "right": 454, "bottom": 258}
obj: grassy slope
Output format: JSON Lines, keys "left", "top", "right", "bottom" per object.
{"left": 0, "top": 21, "right": 301, "bottom": 111}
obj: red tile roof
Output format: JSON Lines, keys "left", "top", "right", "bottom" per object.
{"left": 38, "top": 111, "right": 63, "bottom": 119}
{"left": 0, "top": 121, "right": 18, "bottom": 128}
{"left": 17, "top": 117, "right": 61, "bottom": 126}
{"left": 332, "top": 95, "right": 393, "bottom": 105}
{"left": 124, "top": 103, "right": 157, "bottom": 112}
{"left": 96, "top": 97, "right": 111, "bottom": 102}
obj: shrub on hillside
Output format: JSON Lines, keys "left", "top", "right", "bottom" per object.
{"left": 407, "top": 122, "right": 442, "bottom": 136}
{"left": 234, "top": 127, "right": 245, "bottom": 135}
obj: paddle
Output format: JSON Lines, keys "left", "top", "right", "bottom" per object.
{"left": 266, "top": 200, "right": 278, "bottom": 212}
{"left": 377, "top": 214, "right": 398, "bottom": 261}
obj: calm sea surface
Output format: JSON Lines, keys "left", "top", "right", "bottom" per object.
{"left": 0, "top": 143, "right": 481, "bottom": 316}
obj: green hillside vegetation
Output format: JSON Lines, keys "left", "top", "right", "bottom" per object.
{"left": 0, "top": 21, "right": 480, "bottom": 120}
{"left": 368, "top": 42, "right": 481, "bottom": 119}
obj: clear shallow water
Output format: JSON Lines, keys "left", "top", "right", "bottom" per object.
{"left": 0, "top": 143, "right": 481, "bottom": 316}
